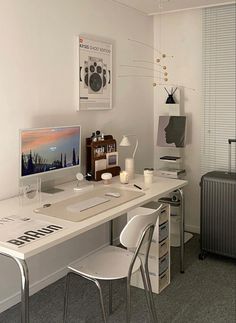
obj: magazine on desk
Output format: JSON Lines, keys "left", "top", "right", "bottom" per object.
{"left": 0, "top": 215, "right": 67, "bottom": 249}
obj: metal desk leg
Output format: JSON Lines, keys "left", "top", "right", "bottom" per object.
{"left": 109, "top": 220, "right": 114, "bottom": 314}
{"left": 177, "top": 188, "right": 185, "bottom": 273}
{"left": 110, "top": 219, "right": 114, "bottom": 246}
{"left": 0, "top": 252, "right": 29, "bottom": 323}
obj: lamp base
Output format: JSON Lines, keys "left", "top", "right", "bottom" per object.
{"left": 125, "top": 158, "right": 134, "bottom": 180}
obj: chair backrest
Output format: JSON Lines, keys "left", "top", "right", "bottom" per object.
{"left": 120, "top": 204, "right": 163, "bottom": 249}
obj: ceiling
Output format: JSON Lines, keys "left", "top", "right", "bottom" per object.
{"left": 112, "top": 0, "right": 235, "bottom": 15}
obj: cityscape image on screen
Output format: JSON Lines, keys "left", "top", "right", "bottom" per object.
{"left": 21, "top": 126, "right": 81, "bottom": 177}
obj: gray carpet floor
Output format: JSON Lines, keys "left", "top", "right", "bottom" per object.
{"left": 0, "top": 235, "right": 235, "bottom": 323}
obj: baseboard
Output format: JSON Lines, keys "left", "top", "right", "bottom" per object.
{"left": 0, "top": 241, "right": 109, "bottom": 314}
{"left": 185, "top": 224, "right": 200, "bottom": 234}
{"left": 113, "top": 236, "right": 120, "bottom": 245}
{"left": 171, "top": 232, "right": 193, "bottom": 247}
{"left": 0, "top": 267, "right": 67, "bottom": 314}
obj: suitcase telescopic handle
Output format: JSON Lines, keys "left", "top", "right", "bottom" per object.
{"left": 228, "top": 139, "right": 236, "bottom": 173}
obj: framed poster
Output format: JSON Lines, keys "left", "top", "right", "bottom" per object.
{"left": 78, "top": 35, "right": 112, "bottom": 111}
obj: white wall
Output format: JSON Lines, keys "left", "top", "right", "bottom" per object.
{"left": 0, "top": 0, "right": 153, "bottom": 311}
{"left": 153, "top": 9, "right": 202, "bottom": 233}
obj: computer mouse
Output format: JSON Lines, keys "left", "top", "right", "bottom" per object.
{"left": 105, "top": 192, "right": 121, "bottom": 198}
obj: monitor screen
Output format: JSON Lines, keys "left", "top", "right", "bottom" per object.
{"left": 157, "top": 116, "right": 187, "bottom": 148}
{"left": 20, "top": 125, "right": 81, "bottom": 177}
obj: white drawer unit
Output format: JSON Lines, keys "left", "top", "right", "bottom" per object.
{"left": 158, "top": 221, "right": 169, "bottom": 242}
{"left": 127, "top": 204, "right": 170, "bottom": 294}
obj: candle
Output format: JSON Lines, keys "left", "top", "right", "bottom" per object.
{"left": 120, "top": 171, "right": 129, "bottom": 184}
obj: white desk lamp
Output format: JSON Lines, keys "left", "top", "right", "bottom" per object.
{"left": 119, "top": 135, "right": 138, "bottom": 179}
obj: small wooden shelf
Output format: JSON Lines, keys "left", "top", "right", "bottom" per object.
{"left": 86, "top": 135, "right": 120, "bottom": 181}
{"left": 95, "top": 166, "right": 121, "bottom": 181}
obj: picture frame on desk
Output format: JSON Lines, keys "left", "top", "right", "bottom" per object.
{"left": 94, "top": 146, "right": 106, "bottom": 158}
{"left": 19, "top": 177, "right": 41, "bottom": 207}
{"left": 106, "top": 152, "right": 118, "bottom": 167}
{"left": 95, "top": 159, "right": 107, "bottom": 180}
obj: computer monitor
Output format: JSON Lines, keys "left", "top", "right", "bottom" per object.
{"left": 20, "top": 125, "right": 81, "bottom": 192}
{"left": 157, "top": 116, "right": 187, "bottom": 148}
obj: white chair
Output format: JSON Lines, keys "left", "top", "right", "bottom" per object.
{"left": 63, "top": 204, "right": 163, "bottom": 323}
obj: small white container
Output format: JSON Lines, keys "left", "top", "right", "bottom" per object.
{"left": 101, "top": 172, "right": 112, "bottom": 185}
{"left": 144, "top": 168, "right": 154, "bottom": 188}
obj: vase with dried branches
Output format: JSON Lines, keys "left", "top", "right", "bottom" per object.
{"left": 164, "top": 87, "right": 177, "bottom": 104}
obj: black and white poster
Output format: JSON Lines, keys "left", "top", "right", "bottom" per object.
{"left": 78, "top": 35, "right": 112, "bottom": 110}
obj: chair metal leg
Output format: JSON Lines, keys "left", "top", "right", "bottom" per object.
{"left": 78, "top": 273, "right": 107, "bottom": 323}
{"left": 126, "top": 277, "right": 131, "bottom": 323}
{"left": 110, "top": 219, "right": 114, "bottom": 245}
{"left": 109, "top": 219, "right": 114, "bottom": 315}
{"left": 177, "top": 188, "right": 185, "bottom": 273}
{"left": 144, "top": 266, "right": 158, "bottom": 323}
{"left": 108, "top": 281, "right": 113, "bottom": 315}
{"left": 93, "top": 279, "right": 107, "bottom": 323}
{"left": 140, "top": 265, "right": 154, "bottom": 323}
{"left": 64, "top": 272, "right": 107, "bottom": 323}
{"left": 63, "top": 272, "right": 72, "bottom": 323}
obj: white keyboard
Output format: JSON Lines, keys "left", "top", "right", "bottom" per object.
{"left": 66, "top": 197, "right": 110, "bottom": 213}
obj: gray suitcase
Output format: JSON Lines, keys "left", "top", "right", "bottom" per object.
{"left": 199, "top": 139, "right": 236, "bottom": 259}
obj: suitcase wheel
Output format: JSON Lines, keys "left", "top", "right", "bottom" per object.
{"left": 199, "top": 251, "right": 207, "bottom": 260}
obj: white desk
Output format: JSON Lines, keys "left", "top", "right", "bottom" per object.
{"left": 0, "top": 175, "right": 187, "bottom": 323}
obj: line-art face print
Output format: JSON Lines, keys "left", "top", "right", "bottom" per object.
{"left": 164, "top": 116, "right": 186, "bottom": 147}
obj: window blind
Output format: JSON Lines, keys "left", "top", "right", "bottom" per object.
{"left": 201, "top": 4, "right": 236, "bottom": 175}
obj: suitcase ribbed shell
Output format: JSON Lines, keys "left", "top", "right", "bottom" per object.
{"left": 200, "top": 171, "right": 236, "bottom": 258}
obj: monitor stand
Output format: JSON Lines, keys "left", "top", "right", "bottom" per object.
{"left": 73, "top": 180, "right": 94, "bottom": 192}
{"left": 42, "top": 187, "right": 64, "bottom": 194}
{"left": 41, "top": 180, "right": 64, "bottom": 194}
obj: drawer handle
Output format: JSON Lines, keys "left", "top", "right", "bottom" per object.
{"left": 160, "top": 274, "right": 167, "bottom": 280}
{"left": 160, "top": 242, "right": 166, "bottom": 247}
{"left": 159, "top": 237, "right": 168, "bottom": 243}
{"left": 161, "top": 210, "right": 166, "bottom": 214}
{"left": 159, "top": 221, "right": 168, "bottom": 228}
{"left": 160, "top": 252, "right": 168, "bottom": 260}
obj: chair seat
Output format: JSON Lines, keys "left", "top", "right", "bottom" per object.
{"left": 68, "top": 245, "right": 141, "bottom": 280}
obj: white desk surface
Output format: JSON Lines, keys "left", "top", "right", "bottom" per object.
{"left": 0, "top": 175, "right": 187, "bottom": 260}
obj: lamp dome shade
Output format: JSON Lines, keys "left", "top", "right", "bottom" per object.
{"left": 119, "top": 135, "right": 131, "bottom": 147}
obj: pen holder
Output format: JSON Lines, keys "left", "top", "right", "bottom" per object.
{"left": 144, "top": 168, "right": 154, "bottom": 188}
